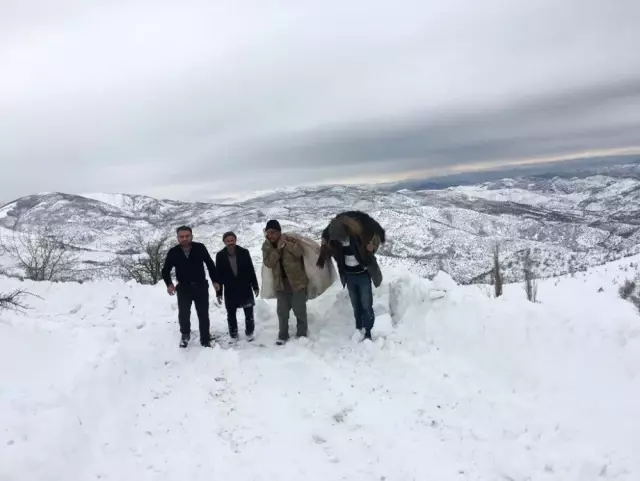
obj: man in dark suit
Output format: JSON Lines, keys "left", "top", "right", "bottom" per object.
{"left": 162, "top": 225, "right": 220, "bottom": 348}
{"left": 215, "top": 231, "right": 259, "bottom": 341}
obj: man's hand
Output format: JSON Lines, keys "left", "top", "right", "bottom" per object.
{"left": 278, "top": 238, "right": 287, "bottom": 249}
{"left": 213, "top": 282, "right": 221, "bottom": 291}
{"left": 167, "top": 285, "right": 175, "bottom": 296}
{"left": 253, "top": 287, "right": 260, "bottom": 297}
{"left": 366, "top": 242, "right": 374, "bottom": 253}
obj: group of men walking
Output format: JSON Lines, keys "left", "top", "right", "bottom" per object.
{"left": 161, "top": 211, "right": 386, "bottom": 348}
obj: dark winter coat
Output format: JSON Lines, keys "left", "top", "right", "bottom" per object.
{"left": 215, "top": 245, "right": 259, "bottom": 309}
{"left": 162, "top": 242, "right": 218, "bottom": 288}
{"left": 316, "top": 211, "right": 386, "bottom": 288}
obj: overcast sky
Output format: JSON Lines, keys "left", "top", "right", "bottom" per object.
{"left": 1, "top": 0, "right": 639, "bottom": 203}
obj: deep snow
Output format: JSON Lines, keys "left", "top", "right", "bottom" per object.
{"left": 1, "top": 257, "right": 639, "bottom": 481}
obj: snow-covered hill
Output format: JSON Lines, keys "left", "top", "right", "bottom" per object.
{"left": 2, "top": 162, "right": 640, "bottom": 283}
{"left": 1, "top": 254, "right": 639, "bottom": 480}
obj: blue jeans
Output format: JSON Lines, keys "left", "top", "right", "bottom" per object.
{"left": 345, "top": 272, "right": 374, "bottom": 331}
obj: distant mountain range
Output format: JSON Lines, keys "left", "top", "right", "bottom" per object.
{"left": 2, "top": 160, "right": 640, "bottom": 284}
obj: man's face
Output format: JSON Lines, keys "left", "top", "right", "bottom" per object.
{"left": 266, "top": 229, "right": 281, "bottom": 243}
{"left": 224, "top": 236, "right": 237, "bottom": 249}
{"left": 177, "top": 229, "right": 193, "bottom": 246}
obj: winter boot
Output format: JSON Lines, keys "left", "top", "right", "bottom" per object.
{"left": 200, "top": 333, "right": 212, "bottom": 348}
{"left": 179, "top": 333, "right": 190, "bottom": 348}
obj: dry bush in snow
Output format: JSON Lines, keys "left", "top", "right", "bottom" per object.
{"left": 0, "top": 289, "right": 39, "bottom": 313}
{"left": 0, "top": 226, "right": 80, "bottom": 282}
{"left": 115, "top": 231, "right": 172, "bottom": 285}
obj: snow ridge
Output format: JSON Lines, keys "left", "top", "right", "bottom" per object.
{"left": 1, "top": 257, "right": 639, "bottom": 480}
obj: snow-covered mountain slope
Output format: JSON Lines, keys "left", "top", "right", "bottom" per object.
{"left": 2, "top": 163, "right": 640, "bottom": 283}
{"left": 1, "top": 255, "right": 639, "bottom": 480}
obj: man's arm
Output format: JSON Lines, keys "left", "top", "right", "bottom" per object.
{"left": 201, "top": 245, "right": 219, "bottom": 286}
{"left": 247, "top": 251, "right": 259, "bottom": 292}
{"left": 366, "top": 234, "right": 381, "bottom": 254}
{"left": 214, "top": 251, "right": 224, "bottom": 298}
{"left": 262, "top": 240, "right": 281, "bottom": 268}
{"left": 162, "top": 249, "right": 175, "bottom": 287}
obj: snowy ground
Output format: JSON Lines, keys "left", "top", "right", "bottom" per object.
{"left": 1, "top": 257, "right": 639, "bottom": 481}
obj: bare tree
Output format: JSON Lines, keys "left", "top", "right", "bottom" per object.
{"left": 492, "top": 243, "right": 503, "bottom": 297}
{"left": 0, "top": 289, "right": 39, "bottom": 313}
{"left": 523, "top": 249, "right": 538, "bottom": 302}
{"left": 115, "top": 231, "right": 172, "bottom": 285}
{"left": 0, "top": 226, "right": 80, "bottom": 281}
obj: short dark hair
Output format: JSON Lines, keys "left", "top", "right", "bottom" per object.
{"left": 176, "top": 225, "right": 192, "bottom": 234}
{"left": 222, "top": 231, "right": 236, "bottom": 241}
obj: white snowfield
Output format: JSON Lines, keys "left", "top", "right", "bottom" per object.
{"left": 1, "top": 257, "right": 639, "bottom": 481}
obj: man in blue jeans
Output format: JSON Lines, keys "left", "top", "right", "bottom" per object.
{"left": 316, "top": 211, "right": 385, "bottom": 341}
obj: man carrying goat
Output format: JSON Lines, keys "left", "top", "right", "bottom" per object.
{"left": 316, "top": 211, "right": 386, "bottom": 341}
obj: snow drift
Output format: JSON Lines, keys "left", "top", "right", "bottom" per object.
{"left": 1, "top": 257, "right": 639, "bottom": 481}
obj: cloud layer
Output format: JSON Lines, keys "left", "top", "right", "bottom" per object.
{"left": 1, "top": 0, "right": 639, "bottom": 202}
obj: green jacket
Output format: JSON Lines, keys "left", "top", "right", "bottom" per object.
{"left": 262, "top": 235, "right": 308, "bottom": 292}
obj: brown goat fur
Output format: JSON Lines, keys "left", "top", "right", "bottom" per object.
{"left": 316, "top": 211, "right": 386, "bottom": 268}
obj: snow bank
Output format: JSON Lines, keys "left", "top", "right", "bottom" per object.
{"left": 1, "top": 261, "right": 639, "bottom": 481}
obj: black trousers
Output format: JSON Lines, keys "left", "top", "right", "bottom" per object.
{"left": 226, "top": 303, "right": 255, "bottom": 337}
{"left": 176, "top": 283, "right": 210, "bottom": 341}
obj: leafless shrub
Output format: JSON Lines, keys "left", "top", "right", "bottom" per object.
{"left": 0, "top": 289, "right": 40, "bottom": 313}
{"left": 0, "top": 226, "right": 80, "bottom": 282}
{"left": 629, "top": 295, "right": 640, "bottom": 314}
{"left": 618, "top": 278, "right": 636, "bottom": 300}
{"left": 617, "top": 272, "right": 640, "bottom": 314}
{"left": 568, "top": 257, "right": 577, "bottom": 277}
{"left": 115, "top": 231, "right": 172, "bottom": 285}
{"left": 480, "top": 283, "right": 494, "bottom": 298}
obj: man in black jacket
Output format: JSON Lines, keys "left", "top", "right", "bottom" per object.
{"left": 162, "top": 225, "right": 220, "bottom": 348}
{"left": 215, "top": 231, "right": 259, "bottom": 341}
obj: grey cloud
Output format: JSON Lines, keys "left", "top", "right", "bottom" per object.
{"left": 1, "top": 0, "right": 639, "bottom": 203}
{"left": 189, "top": 78, "right": 640, "bottom": 177}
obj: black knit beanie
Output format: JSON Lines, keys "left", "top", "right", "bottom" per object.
{"left": 265, "top": 219, "right": 281, "bottom": 232}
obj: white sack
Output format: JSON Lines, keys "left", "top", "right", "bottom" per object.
{"left": 260, "top": 232, "right": 338, "bottom": 300}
